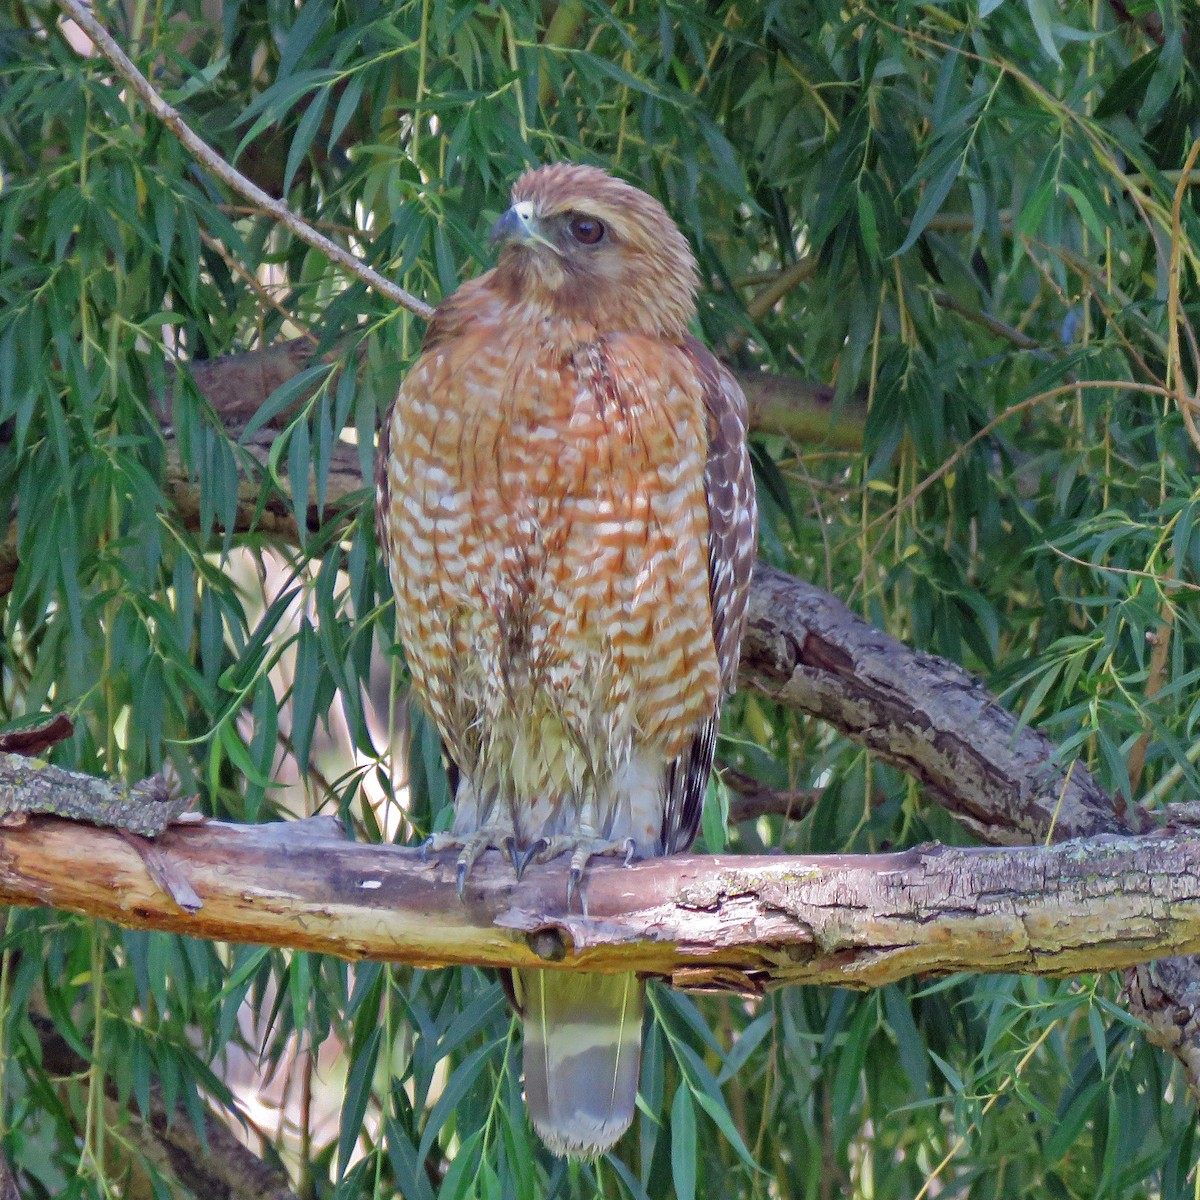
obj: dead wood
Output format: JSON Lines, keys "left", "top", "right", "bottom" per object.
{"left": 0, "top": 813, "right": 1195, "bottom": 996}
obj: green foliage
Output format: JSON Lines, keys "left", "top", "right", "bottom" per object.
{"left": 2, "top": 0, "right": 1200, "bottom": 1196}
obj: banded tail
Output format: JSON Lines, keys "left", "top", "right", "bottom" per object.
{"left": 513, "top": 969, "right": 643, "bottom": 1158}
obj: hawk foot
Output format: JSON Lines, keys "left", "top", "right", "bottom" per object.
{"left": 526, "top": 835, "right": 638, "bottom": 914}
{"left": 420, "top": 827, "right": 522, "bottom": 899}
{"left": 421, "top": 829, "right": 639, "bottom": 908}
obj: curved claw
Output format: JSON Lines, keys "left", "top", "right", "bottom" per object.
{"left": 513, "top": 837, "right": 549, "bottom": 879}
{"left": 421, "top": 831, "right": 461, "bottom": 862}
{"left": 444, "top": 824, "right": 516, "bottom": 898}
{"left": 420, "top": 835, "right": 448, "bottom": 864}
{"left": 566, "top": 865, "right": 589, "bottom": 917}
{"left": 503, "top": 835, "right": 521, "bottom": 872}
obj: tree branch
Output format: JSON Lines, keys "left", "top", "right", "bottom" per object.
{"left": 538, "top": 0, "right": 587, "bottom": 109}
{"left": 155, "top": 335, "right": 863, "bottom": 450}
{"left": 0, "top": 752, "right": 191, "bottom": 836}
{"left": 0, "top": 812, "right": 1197, "bottom": 995}
{"left": 9, "top": 6, "right": 1200, "bottom": 1080}
{"left": 929, "top": 288, "right": 1046, "bottom": 354}
{"left": 12, "top": 0, "right": 1195, "bottom": 1129}
{"left": 739, "top": 565, "right": 1132, "bottom": 844}
{"left": 1106, "top": 0, "right": 1166, "bottom": 46}
{"left": 32, "top": 1012, "right": 300, "bottom": 1200}
{"left": 735, "top": 567, "right": 1200, "bottom": 1092}
{"left": 51, "top": 0, "right": 432, "bottom": 321}
{"left": 745, "top": 255, "right": 819, "bottom": 321}
{"left": 720, "top": 764, "right": 822, "bottom": 824}
{"left": 0, "top": 339, "right": 860, "bottom": 598}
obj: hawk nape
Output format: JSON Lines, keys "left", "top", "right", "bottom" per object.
{"left": 377, "top": 163, "right": 757, "bottom": 1159}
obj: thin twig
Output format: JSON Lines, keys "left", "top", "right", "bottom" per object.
{"left": 198, "top": 230, "right": 322, "bottom": 348}
{"left": 850, "top": 379, "right": 1179, "bottom": 555}
{"left": 930, "top": 288, "right": 1045, "bottom": 353}
{"left": 746, "top": 255, "right": 819, "bottom": 321}
{"left": 219, "top": 205, "right": 364, "bottom": 240}
{"left": 914, "top": 1020, "right": 1059, "bottom": 1200}
{"left": 719, "top": 764, "right": 822, "bottom": 824}
{"left": 1045, "top": 545, "right": 1200, "bottom": 596}
{"left": 1034, "top": 240, "right": 1161, "bottom": 385}
{"left": 1106, "top": 0, "right": 1166, "bottom": 46}
{"left": 1144, "top": 737, "right": 1200, "bottom": 809}
{"left": 51, "top": 0, "right": 434, "bottom": 322}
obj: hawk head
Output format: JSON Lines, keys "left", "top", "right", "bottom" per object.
{"left": 489, "top": 163, "right": 699, "bottom": 341}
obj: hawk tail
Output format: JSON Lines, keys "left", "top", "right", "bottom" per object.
{"left": 514, "top": 968, "right": 643, "bottom": 1159}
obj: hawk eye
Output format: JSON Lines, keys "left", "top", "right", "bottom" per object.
{"left": 568, "top": 215, "right": 605, "bottom": 245}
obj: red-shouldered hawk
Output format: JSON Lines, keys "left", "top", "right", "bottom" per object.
{"left": 377, "top": 163, "right": 757, "bottom": 1158}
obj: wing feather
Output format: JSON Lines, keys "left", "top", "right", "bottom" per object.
{"left": 661, "top": 339, "right": 757, "bottom": 852}
{"left": 374, "top": 399, "right": 393, "bottom": 560}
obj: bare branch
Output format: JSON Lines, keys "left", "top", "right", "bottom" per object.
{"left": 153, "top": 335, "right": 863, "bottom": 450}
{"left": 0, "top": 713, "right": 75, "bottom": 757}
{"left": 50, "top": 0, "right": 432, "bottom": 321}
{"left": 735, "top": 369, "right": 864, "bottom": 450}
{"left": 0, "top": 336, "right": 847, "bottom": 609}
{"left": 1106, "top": 0, "right": 1166, "bottom": 46}
{"left": 739, "top": 565, "right": 1132, "bottom": 844}
{"left": 6, "top": 373, "right": 1200, "bottom": 1089}
{"left": 930, "top": 289, "right": 1045, "bottom": 353}
{"left": 733, "top": 567, "right": 1200, "bottom": 1095}
{"left": 538, "top": 0, "right": 587, "bottom": 108}
{"left": 0, "top": 527, "right": 14, "bottom": 600}
{"left": 0, "top": 1150, "right": 18, "bottom": 1200}
{"left": 34, "top": 1013, "right": 300, "bottom": 1200}
{"left": 175, "top": 339, "right": 323, "bottom": 427}
{"left": 1127, "top": 959, "right": 1200, "bottom": 1092}
{"left": 0, "top": 753, "right": 192, "bottom": 836}
{"left": 745, "top": 256, "right": 819, "bottom": 321}
{"left": 720, "top": 764, "right": 822, "bottom": 824}
{"left": 0, "top": 813, "right": 1198, "bottom": 995}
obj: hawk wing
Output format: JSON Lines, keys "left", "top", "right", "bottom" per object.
{"left": 660, "top": 338, "right": 757, "bottom": 853}
{"left": 374, "top": 399, "right": 393, "bottom": 563}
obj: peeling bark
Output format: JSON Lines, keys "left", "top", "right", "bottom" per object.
{"left": 739, "top": 564, "right": 1133, "bottom": 844}
{"left": 0, "top": 753, "right": 191, "bottom": 836}
{"left": 0, "top": 815, "right": 1196, "bottom": 994}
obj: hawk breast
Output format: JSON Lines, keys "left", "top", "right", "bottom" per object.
{"left": 380, "top": 322, "right": 720, "bottom": 816}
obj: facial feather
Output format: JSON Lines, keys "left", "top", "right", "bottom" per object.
{"left": 493, "top": 163, "right": 699, "bottom": 340}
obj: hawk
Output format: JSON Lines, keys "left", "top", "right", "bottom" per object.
{"left": 377, "top": 163, "right": 757, "bottom": 1158}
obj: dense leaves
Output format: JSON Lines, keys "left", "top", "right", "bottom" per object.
{"left": 1, "top": 0, "right": 1199, "bottom": 1196}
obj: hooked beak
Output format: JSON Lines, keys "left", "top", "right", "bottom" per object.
{"left": 489, "top": 200, "right": 557, "bottom": 254}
